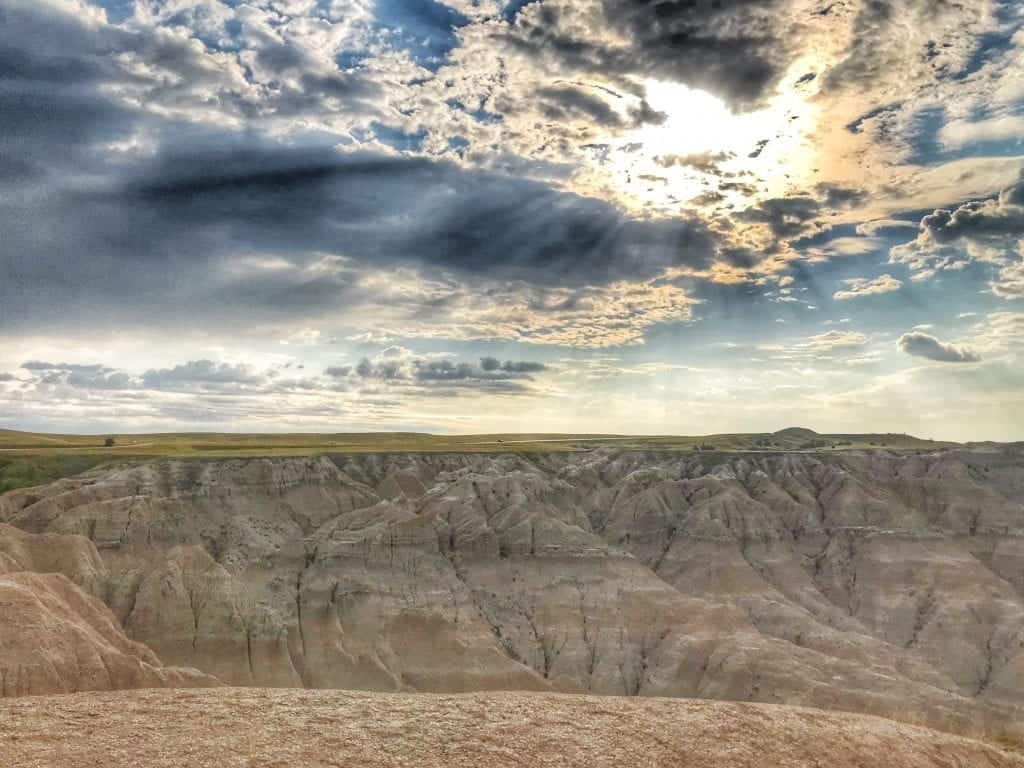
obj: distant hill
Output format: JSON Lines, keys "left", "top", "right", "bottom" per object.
{"left": 773, "top": 427, "right": 819, "bottom": 439}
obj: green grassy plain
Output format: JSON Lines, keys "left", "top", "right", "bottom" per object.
{"left": 0, "top": 427, "right": 965, "bottom": 494}
{"left": 0, "top": 427, "right": 959, "bottom": 457}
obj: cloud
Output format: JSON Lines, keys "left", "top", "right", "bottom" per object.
{"left": 114, "top": 147, "right": 717, "bottom": 284}
{"left": 737, "top": 195, "right": 821, "bottom": 241}
{"left": 348, "top": 348, "right": 548, "bottom": 390}
{"left": 0, "top": 347, "right": 558, "bottom": 434}
{"left": 19, "top": 360, "right": 134, "bottom": 390}
{"left": 909, "top": 182, "right": 1024, "bottom": 243}
{"left": 833, "top": 274, "right": 903, "bottom": 300}
{"left": 1, "top": 128, "right": 716, "bottom": 340}
{"left": 974, "top": 312, "right": 1024, "bottom": 353}
{"left": 733, "top": 185, "right": 865, "bottom": 253}
{"left": 22, "top": 361, "right": 108, "bottom": 373}
{"left": 995, "top": 259, "right": 1024, "bottom": 299}
{"left": 141, "top": 360, "right": 266, "bottom": 389}
{"left": 655, "top": 151, "right": 734, "bottom": 175}
{"left": 504, "top": 0, "right": 799, "bottom": 108}
{"left": 754, "top": 330, "right": 869, "bottom": 363}
{"left": 890, "top": 178, "right": 1024, "bottom": 297}
{"left": 855, "top": 219, "right": 918, "bottom": 237}
{"left": 941, "top": 115, "right": 1024, "bottom": 150}
{"left": 824, "top": 0, "right": 996, "bottom": 94}
{"left": 1, "top": 25, "right": 720, "bottom": 355}
{"left": 498, "top": 360, "right": 546, "bottom": 373}
{"left": 0, "top": 0, "right": 1020, "bottom": 438}
{"left": 800, "top": 330, "right": 868, "bottom": 351}
{"left": 536, "top": 85, "right": 636, "bottom": 128}
{"left": 897, "top": 332, "right": 981, "bottom": 363}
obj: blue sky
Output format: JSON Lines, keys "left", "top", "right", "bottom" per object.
{"left": 0, "top": 0, "right": 1023, "bottom": 439}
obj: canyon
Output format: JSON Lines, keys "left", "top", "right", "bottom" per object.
{"left": 2, "top": 438, "right": 1024, "bottom": 749}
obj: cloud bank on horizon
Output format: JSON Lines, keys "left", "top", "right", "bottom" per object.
{"left": 1, "top": 0, "right": 1022, "bottom": 439}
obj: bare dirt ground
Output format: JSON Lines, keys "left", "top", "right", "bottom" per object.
{"left": 1, "top": 688, "right": 1021, "bottom": 768}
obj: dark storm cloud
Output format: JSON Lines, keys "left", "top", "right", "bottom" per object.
{"left": 737, "top": 196, "right": 821, "bottom": 240}
{"left": 536, "top": 84, "right": 666, "bottom": 128}
{"left": 912, "top": 181, "right": 1024, "bottom": 244}
{"left": 897, "top": 332, "right": 980, "bottom": 363}
{"left": 117, "top": 144, "right": 720, "bottom": 282}
{"left": 0, "top": 0, "right": 380, "bottom": 188}
{"left": 505, "top": 0, "right": 793, "bottom": 107}
{"left": 890, "top": 179, "right": 1024, "bottom": 298}
{"left": 0, "top": 2, "right": 723, "bottom": 337}
{"left": 602, "top": 0, "right": 789, "bottom": 104}
{"left": 1, "top": 144, "right": 720, "bottom": 333}
{"left": 0, "top": 2, "right": 139, "bottom": 182}
{"left": 537, "top": 85, "right": 627, "bottom": 127}
{"left": 735, "top": 184, "right": 866, "bottom": 247}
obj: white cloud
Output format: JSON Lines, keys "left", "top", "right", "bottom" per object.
{"left": 855, "top": 219, "right": 918, "bottom": 237}
{"left": 833, "top": 274, "right": 902, "bottom": 300}
{"left": 897, "top": 332, "right": 980, "bottom": 363}
{"left": 941, "top": 115, "right": 1024, "bottom": 150}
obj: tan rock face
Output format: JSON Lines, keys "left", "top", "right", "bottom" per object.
{"left": 2, "top": 688, "right": 1022, "bottom": 768}
{"left": 0, "top": 571, "right": 216, "bottom": 696}
{"left": 0, "top": 523, "right": 106, "bottom": 588}
{"left": 2, "top": 449, "right": 1024, "bottom": 745}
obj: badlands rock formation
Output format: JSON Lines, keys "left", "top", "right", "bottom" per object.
{"left": 2, "top": 445, "right": 1024, "bottom": 743}
{"left": 0, "top": 524, "right": 216, "bottom": 696}
{"left": 3, "top": 688, "right": 1022, "bottom": 768}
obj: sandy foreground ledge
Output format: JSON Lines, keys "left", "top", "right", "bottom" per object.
{"left": 1, "top": 688, "right": 1022, "bottom": 768}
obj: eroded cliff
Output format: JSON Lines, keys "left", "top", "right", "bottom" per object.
{"left": 2, "top": 447, "right": 1023, "bottom": 742}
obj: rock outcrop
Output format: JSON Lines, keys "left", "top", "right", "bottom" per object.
{"left": 2, "top": 688, "right": 1022, "bottom": 768}
{"left": 0, "top": 525, "right": 217, "bottom": 696}
{"left": 0, "top": 571, "right": 216, "bottom": 696}
{"left": 2, "top": 448, "right": 1024, "bottom": 743}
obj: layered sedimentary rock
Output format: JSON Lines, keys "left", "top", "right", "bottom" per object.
{"left": 0, "top": 525, "right": 217, "bottom": 696}
{"left": 2, "top": 447, "right": 1024, "bottom": 743}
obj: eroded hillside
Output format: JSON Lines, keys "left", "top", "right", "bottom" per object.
{"left": 2, "top": 447, "right": 1024, "bottom": 743}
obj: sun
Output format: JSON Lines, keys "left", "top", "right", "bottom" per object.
{"left": 596, "top": 76, "right": 821, "bottom": 212}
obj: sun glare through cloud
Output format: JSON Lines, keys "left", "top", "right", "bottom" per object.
{"left": 0, "top": 0, "right": 1020, "bottom": 442}
{"left": 4, "top": 4, "right": 1024, "bottom": 763}
{"left": 597, "top": 72, "right": 822, "bottom": 211}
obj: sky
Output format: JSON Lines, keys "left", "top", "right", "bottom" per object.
{"left": 1, "top": 0, "right": 1023, "bottom": 440}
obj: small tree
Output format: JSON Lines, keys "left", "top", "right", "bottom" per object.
{"left": 104, "top": 437, "right": 116, "bottom": 447}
